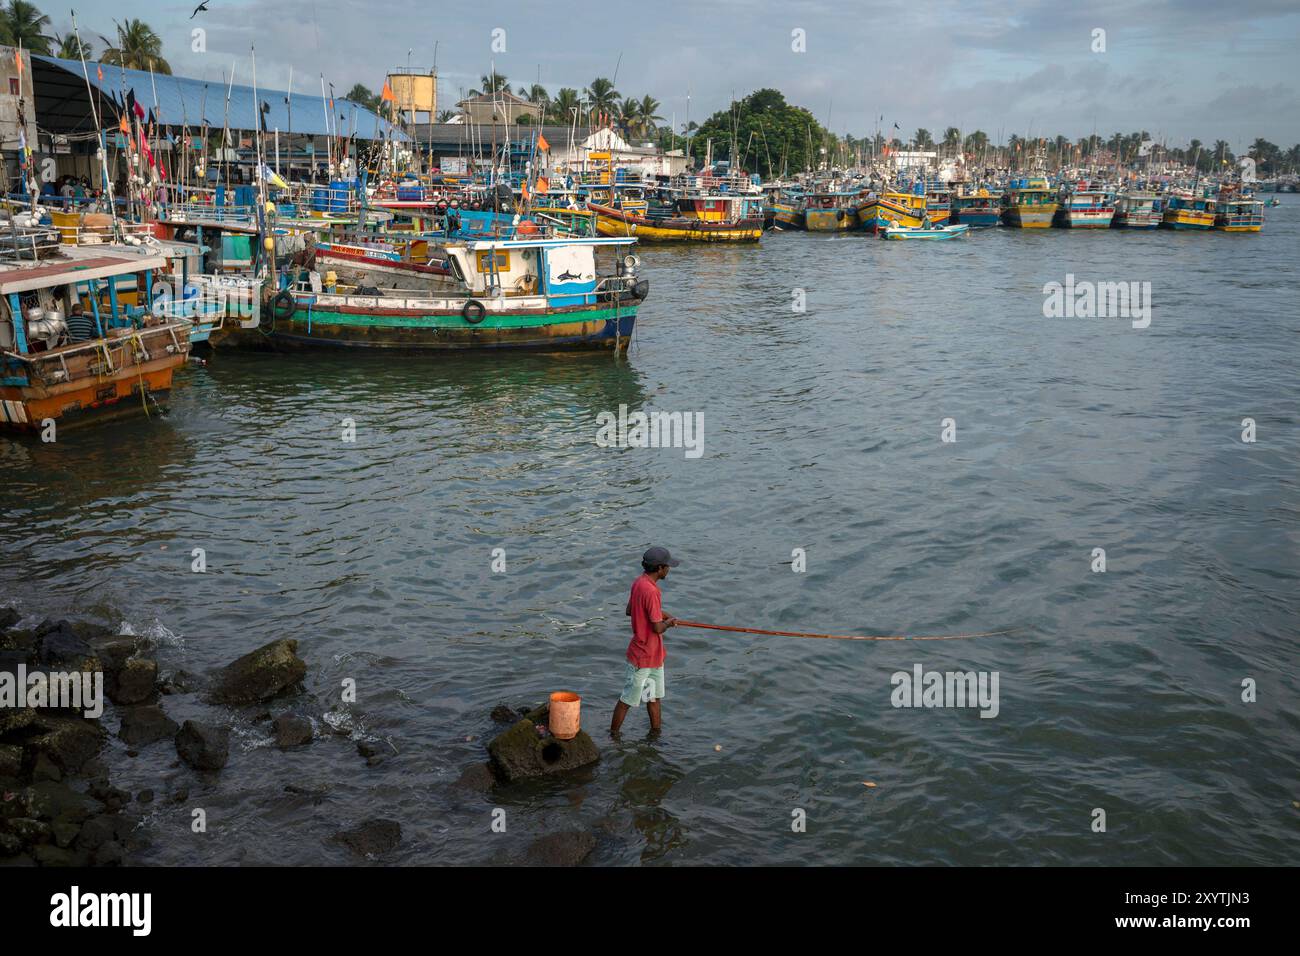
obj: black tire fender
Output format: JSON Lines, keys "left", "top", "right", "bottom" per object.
{"left": 462, "top": 299, "right": 486, "bottom": 324}
{"left": 271, "top": 290, "right": 296, "bottom": 321}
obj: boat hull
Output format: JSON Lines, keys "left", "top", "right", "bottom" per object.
{"left": 1, "top": 355, "right": 183, "bottom": 433}
{"left": 1002, "top": 204, "right": 1058, "bottom": 228}
{"left": 802, "top": 209, "right": 857, "bottom": 232}
{"left": 1161, "top": 209, "right": 1215, "bottom": 229}
{"left": 589, "top": 203, "right": 761, "bottom": 242}
{"left": 227, "top": 299, "right": 640, "bottom": 352}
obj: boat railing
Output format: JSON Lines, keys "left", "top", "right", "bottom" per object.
{"left": 8, "top": 320, "right": 188, "bottom": 383}
{"left": 165, "top": 202, "right": 258, "bottom": 226}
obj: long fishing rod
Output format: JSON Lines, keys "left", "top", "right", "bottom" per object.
{"left": 674, "top": 620, "right": 1020, "bottom": 643}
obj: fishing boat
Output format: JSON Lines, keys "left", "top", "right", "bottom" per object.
{"left": 587, "top": 200, "right": 762, "bottom": 242}
{"left": 230, "top": 236, "right": 646, "bottom": 352}
{"left": 1000, "top": 177, "right": 1057, "bottom": 228}
{"left": 1054, "top": 185, "right": 1115, "bottom": 228}
{"left": 855, "top": 188, "right": 928, "bottom": 234}
{"left": 882, "top": 223, "right": 969, "bottom": 240}
{"left": 950, "top": 187, "right": 1001, "bottom": 226}
{"left": 0, "top": 252, "right": 191, "bottom": 431}
{"left": 1112, "top": 191, "right": 1164, "bottom": 229}
{"left": 1161, "top": 189, "right": 1217, "bottom": 229}
{"left": 802, "top": 191, "right": 863, "bottom": 232}
{"left": 923, "top": 185, "right": 952, "bottom": 225}
{"left": 768, "top": 187, "right": 806, "bottom": 230}
{"left": 1215, "top": 194, "right": 1265, "bottom": 232}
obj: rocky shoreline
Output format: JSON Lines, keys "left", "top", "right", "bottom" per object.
{"left": 2, "top": 607, "right": 609, "bottom": 866}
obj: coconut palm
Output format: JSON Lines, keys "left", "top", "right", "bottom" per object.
{"left": 55, "top": 31, "right": 92, "bottom": 60}
{"left": 478, "top": 72, "right": 509, "bottom": 95}
{"left": 0, "top": 1, "right": 53, "bottom": 54}
{"left": 584, "top": 77, "right": 619, "bottom": 119}
{"left": 547, "top": 87, "right": 580, "bottom": 124}
{"left": 435, "top": 109, "right": 457, "bottom": 123}
{"left": 101, "top": 19, "right": 171, "bottom": 74}
{"left": 637, "top": 95, "right": 663, "bottom": 135}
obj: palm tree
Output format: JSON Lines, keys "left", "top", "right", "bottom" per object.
{"left": 520, "top": 83, "right": 549, "bottom": 108}
{"left": 101, "top": 19, "right": 171, "bottom": 74}
{"left": 942, "top": 126, "right": 961, "bottom": 157}
{"left": 435, "top": 109, "right": 457, "bottom": 123}
{"left": 478, "top": 72, "right": 509, "bottom": 95}
{"left": 616, "top": 97, "right": 642, "bottom": 138}
{"left": 963, "top": 130, "right": 988, "bottom": 155}
{"left": 1, "top": 1, "right": 53, "bottom": 54}
{"left": 584, "top": 77, "right": 619, "bottom": 121}
{"left": 548, "top": 87, "right": 580, "bottom": 124}
{"left": 913, "top": 128, "right": 933, "bottom": 149}
{"left": 638, "top": 95, "right": 663, "bottom": 135}
{"left": 55, "top": 31, "right": 92, "bottom": 61}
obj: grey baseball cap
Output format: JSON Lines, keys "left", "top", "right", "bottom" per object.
{"left": 642, "top": 546, "right": 680, "bottom": 568}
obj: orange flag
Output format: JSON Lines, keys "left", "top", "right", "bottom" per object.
{"left": 381, "top": 81, "right": 396, "bottom": 103}
{"left": 535, "top": 176, "right": 549, "bottom": 194}
{"left": 537, "top": 133, "right": 550, "bottom": 152}
{"left": 15, "top": 49, "right": 22, "bottom": 76}
{"left": 118, "top": 113, "right": 130, "bottom": 134}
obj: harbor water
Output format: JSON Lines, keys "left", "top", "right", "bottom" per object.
{"left": 2, "top": 211, "right": 1297, "bottom": 865}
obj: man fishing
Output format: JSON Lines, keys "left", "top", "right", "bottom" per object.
{"left": 610, "top": 546, "right": 680, "bottom": 736}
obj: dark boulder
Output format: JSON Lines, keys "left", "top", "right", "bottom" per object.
{"left": 119, "top": 705, "right": 179, "bottom": 747}
{"left": 108, "top": 657, "right": 157, "bottom": 706}
{"left": 0, "top": 744, "right": 22, "bottom": 778}
{"left": 206, "top": 639, "right": 306, "bottom": 705}
{"left": 20, "top": 780, "right": 96, "bottom": 824}
{"left": 0, "top": 607, "right": 19, "bottom": 632}
{"left": 490, "top": 704, "right": 517, "bottom": 723}
{"left": 487, "top": 705, "right": 599, "bottom": 785}
{"left": 175, "top": 720, "right": 230, "bottom": 771}
{"left": 335, "top": 818, "right": 401, "bottom": 858}
{"left": 452, "top": 762, "right": 495, "bottom": 792}
{"left": 524, "top": 830, "right": 597, "bottom": 866}
{"left": 23, "top": 713, "right": 106, "bottom": 774}
{"left": 36, "top": 622, "right": 100, "bottom": 672}
{"left": 272, "top": 714, "right": 313, "bottom": 748}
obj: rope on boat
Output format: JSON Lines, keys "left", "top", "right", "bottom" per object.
{"left": 674, "top": 620, "right": 1020, "bottom": 642}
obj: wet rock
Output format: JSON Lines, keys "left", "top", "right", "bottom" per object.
{"left": 159, "top": 669, "right": 204, "bottom": 695}
{"left": 524, "top": 830, "right": 597, "bottom": 867}
{"left": 21, "top": 780, "right": 96, "bottom": 824}
{"left": 36, "top": 623, "right": 100, "bottom": 672}
{"left": 31, "top": 753, "right": 61, "bottom": 782}
{"left": 23, "top": 715, "right": 106, "bottom": 774}
{"left": 487, "top": 707, "right": 600, "bottom": 784}
{"left": 0, "top": 744, "right": 22, "bottom": 778}
{"left": 0, "top": 607, "right": 19, "bottom": 632}
{"left": 33, "top": 843, "right": 87, "bottom": 866}
{"left": 137, "top": 789, "right": 154, "bottom": 804}
{"left": 74, "top": 814, "right": 117, "bottom": 851}
{"left": 0, "top": 831, "right": 21, "bottom": 856}
{"left": 175, "top": 720, "right": 230, "bottom": 771}
{"left": 167, "top": 787, "right": 189, "bottom": 806}
{"left": 119, "top": 705, "right": 179, "bottom": 747}
{"left": 51, "top": 819, "right": 81, "bottom": 848}
{"left": 335, "top": 818, "right": 401, "bottom": 858}
{"left": 356, "top": 740, "right": 386, "bottom": 759}
{"left": 365, "top": 756, "right": 385, "bottom": 768}
{"left": 453, "top": 762, "right": 495, "bottom": 792}
{"left": 94, "top": 840, "right": 125, "bottom": 866}
{"left": 109, "top": 657, "right": 157, "bottom": 706}
{"left": 87, "top": 780, "right": 130, "bottom": 813}
{"left": 206, "top": 639, "right": 306, "bottom": 705}
{"left": 6, "top": 817, "right": 50, "bottom": 844}
{"left": 272, "top": 714, "right": 313, "bottom": 748}
{"left": 0, "top": 706, "right": 36, "bottom": 736}
{"left": 491, "top": 704, "right": 517, "bottom": 723}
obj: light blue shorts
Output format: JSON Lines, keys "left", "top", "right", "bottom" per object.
{"left": 620, "top": 663, "right": 665, "bottom": 707}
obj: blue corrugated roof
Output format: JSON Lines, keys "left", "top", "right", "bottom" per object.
{"left": 35, "top": 55, "right": 407, "bottom": 142}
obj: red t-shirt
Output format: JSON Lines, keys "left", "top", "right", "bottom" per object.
{"left": 625, "top": 573, "right": 665, "bottom": 668}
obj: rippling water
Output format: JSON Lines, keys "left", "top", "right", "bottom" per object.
{"left": 3, "top": 208, "right": 1298, "bottom": 865}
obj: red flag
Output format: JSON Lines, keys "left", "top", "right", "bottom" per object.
{"left": 537, "top": 133, "right": 550, "bottom": 152}
{"left": 97, "top": 65, "right": 104, "bottom": 84}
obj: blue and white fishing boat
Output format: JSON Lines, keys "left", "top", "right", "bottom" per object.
{"left": 881, "top": 223, "right": 970, "bottom": 240}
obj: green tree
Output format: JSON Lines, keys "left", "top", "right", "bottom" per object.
{"left": 0, "top": 1, "right": 53, "bottom": 54}
{"left": 101, "top": 18, "right": 170, "bottom": 74}
{"left": 687, "top": 88, "right": 829, "bottom": 178}
{"left": 344, "top": 83, "right": 379, "bottom": 111}
{"left": 477, "top": 72, "right": 509, "bottom": 95}
{"left": 584, "top": 77, "right": 620, "bottom": 119}
{"left": 55, "top": 31, "right": 92, "bottom": 60}
{"left": 547, "top": 87, "right": 580, "bottom": 124}
{"left": 913, "top": 128, "right": 933, "bottom": 148}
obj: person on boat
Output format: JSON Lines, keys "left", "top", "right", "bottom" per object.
{"left": 610, "top": 546, "right": 681, "bottom": 736}
{"left": 65, "top": 304, "right": 96, "bottom": 343}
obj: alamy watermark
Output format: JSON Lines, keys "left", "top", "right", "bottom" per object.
{"left": 890, "top": 664, "right": 999, "bottom": 718}
{"left": 595, "top": 404, "right": 704, "bottom": 459}
{"left": 1043, "top": 273, "right": 1151, "bottom": 329}
{"left": 0, "top": 665, "right": 103, "bottom": 718}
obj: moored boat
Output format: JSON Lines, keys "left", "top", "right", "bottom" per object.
{"left": 1001, "top": 177, "right": 1058, "bottom": 228}
{"left": 1215, "top": 197, "right": 1265, "bottom": 232}
{"left": 1055, "top": 185, "right": 1115, "bottom": 228}
{"left": 231, "top": 236, "right": 646, "bottom": 352}
{"left": 951, "top": 188, "right": 1001, "bottom": 226}
{"left": 855, "top": 188, "right": 928, "bottom": 234}
{"left": 1112, "top": 191, "right": 1164, "bottom": 229}
{"left": 1, "top": 252, "right": 191, "bottom": 432}
{"left": 1161, "top": 189, "right": 1217, "bottom": 229}
{"left": 587, "top": 201, "right": 762, "bottom": 242}
{"left": 802, "top": 191, "right": 862, "bottom": 232}
{"left": 882, "top": 223, "right": 969, "bottom": 240}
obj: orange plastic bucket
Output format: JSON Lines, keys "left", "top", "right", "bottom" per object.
{"left": 548, "top": 691, "right": 581, "bottom": 740}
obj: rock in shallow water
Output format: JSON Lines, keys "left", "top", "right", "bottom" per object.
{"left": 175, "top": 720, "right": 230, "bottom": 771}
{"left": 272, "top": 714, "right": 313, "bottom": 748}
{"left": 335, "top": 818, "right": 401, "bottom": 857}
{"left": 119, "top": 705, "right": 179, "bottom": 747}
{"left": 109, "top": 657, "right": 158, "bottom": 706}
{"left": 206, "top": 639, "right": 306, "bottom": 705}
{"left": 487, "top": 705, "right": 599, "bottom": 785}
{"left": 524, "top": 830, "right": 597, "bottom": 866}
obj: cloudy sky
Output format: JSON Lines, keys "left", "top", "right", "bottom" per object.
{"left": 60, "top": 0, "right": 1300, "bottom": 147}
